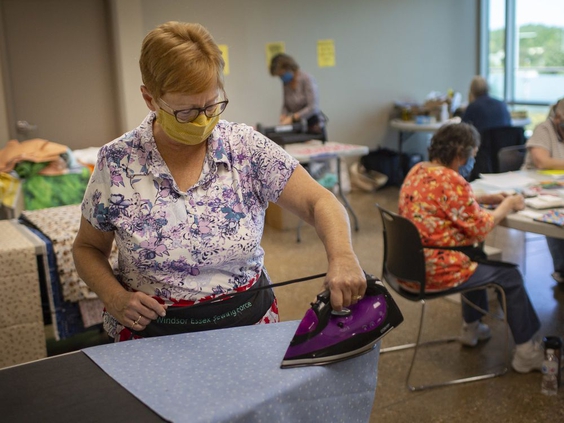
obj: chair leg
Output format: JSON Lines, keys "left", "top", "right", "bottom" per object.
{"left": 380, "top": 284, "right": 509, "bottom": 391}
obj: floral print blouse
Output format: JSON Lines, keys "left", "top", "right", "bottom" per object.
{"left": 398, "top": 163, "right": 495, "bottom": 291}
{"left": 81, "top": 113, "right": 298, "bottom": 335}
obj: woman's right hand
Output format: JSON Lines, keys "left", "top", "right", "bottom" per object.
{"left": 504, "top": 194, "right": 525, "bottom": 211}
{"left": 106, "top": 290, "right": 167, "bottom": 331}
{"left": 492, "top": 194, "right": 525, "bottom": 225}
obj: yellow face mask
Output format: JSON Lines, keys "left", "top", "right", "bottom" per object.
{"left": 157, "top": 109, "right": 219, "bottom": 146}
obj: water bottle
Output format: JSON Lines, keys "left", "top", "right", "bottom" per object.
{"left": 440, "top": 103, "right": 449, "bottom": 122}
{"left": 541, "top": 348, "right": 559, "bottom": 396}
{"left": 543, "top": 336, "right": 562, "bottom": 387}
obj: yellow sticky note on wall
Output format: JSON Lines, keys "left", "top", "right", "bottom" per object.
{"left": 266, "top": 42, "right": 285, "bottom": 68}
{"left": 317, "top": 39, "right": 335, "bottom": 68}
{"left": 218, "top": 44, "right": 230, "bottom": 76}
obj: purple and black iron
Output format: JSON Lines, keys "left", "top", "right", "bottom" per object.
{"left": 281, "top": 277, "right": 403, "bottom": 368}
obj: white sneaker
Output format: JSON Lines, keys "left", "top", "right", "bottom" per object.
{"left": 512, "top": 340, "right": 544, "bottom": 373}
{"left": 459, "top": 321, "right": 491, "bottom": 347}
{"left": 551, "top": 272, "right": 564, "bottom": 284}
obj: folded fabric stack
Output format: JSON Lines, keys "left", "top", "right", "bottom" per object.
{"left": 0, "top": 221, "right": 47, "bottom": 367}
{"left": 0, "top": 138, "right": 91, "bottom": 215}
{"left": 20, "top": 204, "right": 119, "bottom": 340}
{"left": 0, "top": 141, "right": 105, "bottom": 342}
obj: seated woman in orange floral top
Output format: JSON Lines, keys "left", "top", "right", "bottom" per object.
{"left": 399, "top": 122, "right": 543, "bottom": 374}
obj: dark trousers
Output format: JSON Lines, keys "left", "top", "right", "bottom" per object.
{"left": 546, "top": 236, "right": 564, "bottom": 273}
{"left": 450, "top": 264, "right": 540, "bottom": 345}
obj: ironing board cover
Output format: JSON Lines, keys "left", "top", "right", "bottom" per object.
{"left": 84, "top": 321, "right": 379, "bottom": 423}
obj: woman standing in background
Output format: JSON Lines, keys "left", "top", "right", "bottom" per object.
{"left": 269, "top": 53, "right": 326, "bottom": 137}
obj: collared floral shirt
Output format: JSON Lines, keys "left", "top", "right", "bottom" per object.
{"left": 398, "top": 163, "right": 494, "bottom": 291}
{"left": 81, "top": 113, "right": 298, "bottom": 336}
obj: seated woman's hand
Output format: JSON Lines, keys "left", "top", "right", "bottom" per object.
{"left": 478, "top": 193, "right": 509, "bottom": 205}
{"left": 499, "top": 193, "right": 525, "bottom": 212}
{"left": 324, "top": 256, "right": 366, "bottom": 311}
{"left": 106, "top": 290, "right": 167, "bottom": 330}
{"left": 279, "top": 115, "right": 293, "bottom": 125}
{"left": 508, "top": 194, "right": 526, "bottom": 211}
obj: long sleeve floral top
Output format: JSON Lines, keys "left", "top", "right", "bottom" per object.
{"left": 398, "top": 163, "right": 495, "bottom": 291}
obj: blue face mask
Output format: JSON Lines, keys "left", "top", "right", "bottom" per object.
{"left": 280, "top": 71, "right": 293, "bottom": 84}
{"left": 458, "top": 156, "right": 475, "bottom": 178}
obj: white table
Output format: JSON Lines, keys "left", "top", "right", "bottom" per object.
{"left": 502, "top": 211, "right": 564, "bottom": 239}
{"left": 471, "top": 171, "right": 564, "bottom": 239}
{"left": 389, "top": 118, "right": 460, "bottom": 154}
{"left": 389, "top": 117, "right": 530, "bottom": 154}
{"left": 284, "top": 141, "right": 369, "bottom": 237}
{"left": 510, "top": 117, "right": 532, "bottom": 127}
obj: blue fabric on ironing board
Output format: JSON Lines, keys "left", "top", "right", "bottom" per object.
{"left": 84, "top": 321, "right": 379, "bottom": 423}
{"left": 25, "top": 226, "right": 84, "bottom": 340}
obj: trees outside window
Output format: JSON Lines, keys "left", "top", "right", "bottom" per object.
{"left": 481, "top": 0, "right": 564, "bottom": 129}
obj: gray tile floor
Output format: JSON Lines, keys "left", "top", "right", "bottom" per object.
{"left": 264, "top": 187, "right": 564, "bottom": 422}
{"left": 47, "top": 187, "right": 564, "bottom": 421}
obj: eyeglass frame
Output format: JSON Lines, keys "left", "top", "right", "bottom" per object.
{"left": 158, "top": 97, "right": 229, "bottom": 123}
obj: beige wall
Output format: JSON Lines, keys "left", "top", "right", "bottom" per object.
{"left": 0, "top": 3, "right": 11, "bottom": 144}
{"left": 1, "top": 0, "right": 479, "bottom": 153}
{"left": 0, "top": 59, "right": 8, "bottom": 144}
{"left": 137, "top": 0, "right": 478, "bottom": 154}
{"left": 108, "top": 0, "right": 146, "bottom": 132}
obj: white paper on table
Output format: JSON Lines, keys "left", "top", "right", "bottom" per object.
{"left": 477, "top": 172, "right": 538, "bottom": 190}
{"left": 524, "top": 195, "right": 564, "bottom": 209}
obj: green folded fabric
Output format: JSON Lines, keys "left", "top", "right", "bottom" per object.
{"left": 15, "top": 162, "right": 90, "bottom": 210}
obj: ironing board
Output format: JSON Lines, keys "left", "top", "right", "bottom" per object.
{"left": 83, "top": 320, "right": 379, "bottom": 423}
{"left": 1, "top": 321, "right": 380, "bottom": 422}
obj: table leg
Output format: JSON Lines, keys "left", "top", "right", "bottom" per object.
{"left": 336, "top": 157, "right": 359, "bottom": 232}
{"left": 296, "top": 157, "right": 359, "bottom": 242}
{"left": 398, "top": 131, "right": 404, "bottom": 155}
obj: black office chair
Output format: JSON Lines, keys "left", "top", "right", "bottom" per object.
{"left": 497, "top": 145, "right": 527, "bottom": 173}
{"left": 470, "top": 126, "right": 526, "bottom": 181}
{"left": 375, "top": 204, "right": 509, "bottom": 391}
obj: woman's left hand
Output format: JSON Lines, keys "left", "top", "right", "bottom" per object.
{"left": 324, "top": 256, "right": 366, "bottom": 311}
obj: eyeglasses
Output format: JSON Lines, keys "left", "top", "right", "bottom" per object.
{"left": 159, "top": 98, "right": 229, "bottom": 123}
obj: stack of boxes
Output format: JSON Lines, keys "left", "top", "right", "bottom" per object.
{"left": 0, "top": 220, "right": 46, "bottom": 368}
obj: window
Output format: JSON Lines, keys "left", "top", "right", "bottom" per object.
{"left": 481, "top": 0, "right": 564, "bottom": 129}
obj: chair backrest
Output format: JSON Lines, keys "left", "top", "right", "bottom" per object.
{"left": 469, "top": 126, "right": 526, "bottom": 180}
{"left": 376, "top": 204, "right": 427, "bottom": 299}
{"left": 497, "top": 145, "right": 527, "bottom": 173}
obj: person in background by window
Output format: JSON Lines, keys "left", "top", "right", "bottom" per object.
{"left": 522, "top": 98, "right": 564, "bottom": 285}
{"left": 462, "top": 76, "right": 511, "bottom": 133}
{"left": 269, "top": 53, "right": 325, "bottom": 137}
{"left": 399, "top": 122, "right": 544, "bottom": 374}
